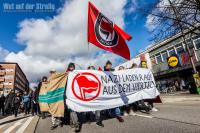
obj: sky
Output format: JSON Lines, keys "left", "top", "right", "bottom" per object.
{"left": 0, "top": 0, "right": 158, "bottom": 85}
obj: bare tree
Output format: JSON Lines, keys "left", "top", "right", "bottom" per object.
{"left": 138, "top": 0, "right": 200, "bottom": 42}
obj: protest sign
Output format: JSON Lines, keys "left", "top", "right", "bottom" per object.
{"left": 66, "top": 68, "right": 159, "bottom": 112}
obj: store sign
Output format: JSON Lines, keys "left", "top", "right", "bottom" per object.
{"left": 167, "top": 55, "right": 180, "bottom": 68}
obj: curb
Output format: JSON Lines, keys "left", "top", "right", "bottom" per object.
{"left": 161, "top": 96, "right": 200, "bottom": 103}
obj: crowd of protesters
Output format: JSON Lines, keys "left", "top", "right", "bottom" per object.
{"left": 0, "top": 60, "right": 159, "bottom": 132}
{"left": 0, "top": 87, "right": 41, "bottom": 117}
{"left": 37, "top": 60, "right": 158, "bottom": 132}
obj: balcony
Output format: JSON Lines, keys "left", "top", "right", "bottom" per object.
{"left": 0, "top": 71, "right": 5, "bottom": 76}
{"left": 0, "top": 77, "right": 5, "bottom": 82}
{"left": 0, "top": 84, "right": 3, "bottom": 88}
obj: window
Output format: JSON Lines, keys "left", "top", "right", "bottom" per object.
{"left": 161, "top": 52, "right": 168, "bottom": 62}
{"left": 5, "top": 69, "right": 14, "bottom": 73}
{"left": 176, "top": 45, "right": 184, "bottom": 55}
{"left": 150, "top": 57, "right": 156, "bottom": 65}
{"left": 5, "top": 75, "right": 14, "bottom": 79}
{"left": 168, "top": 48, "right": 176, "bottom": 56}
{"left": 156, "top": 54, "right": 162, "bottom": 64}
{"left": 194, "top": 38, "right": 200, "bottom": 49}
{"left": 3, "top": 82, "right": 12, "bottom": 85}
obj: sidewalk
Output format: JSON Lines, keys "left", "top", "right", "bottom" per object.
{"left": 160, "top": 91, "right": 200, "bottom": 103}
{"left": 0, "top": 113, "right": 39, "bottom": 133}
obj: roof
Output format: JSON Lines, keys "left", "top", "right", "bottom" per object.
{"left": 0, "top": 62, "right": 29, "bottom": 83}
{"left": 136, "top": 23, "right": 200, "bottom": 58}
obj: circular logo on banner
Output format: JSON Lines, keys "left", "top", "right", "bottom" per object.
{"left": 72, "top": 72, "right": 101, "bottom": 101}
{"left": 168, "top": 56, "right": 179, "bottom": 67}
{"left": 95, "top": 13, "right": 119, "bottom": 47}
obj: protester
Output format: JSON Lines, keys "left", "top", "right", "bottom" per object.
{"left": 180, "top": 79, "right": 186, "bottom": 90}
{"left": 86, "top": 66, "right": 104, "bottom": 127}
{"left": 48, "top": 69, "right": 63, "bottom": 130}
{"left": 117, "top": 66, "right": 136, "bottom": 116}
{"left": 0, "top": 94, "right": 5, "bottom": 116}
{"left": 4, "top": 90, "right": 15, "bottom": 115}
{"left": 104, "top": 61, "right": 124, "bottom": 123}
{"left": 118, "top": 65, "right": 125, "bottom": 70}
{"left": 30, "top": 90, "right": 39, "bottom": 116}
{"left": 22, "top": 92, "right": 30, "bottom": 115}
{"left": 66, "top": 63, "right": 81, "bottom": 132}
{"left": 36, "top": 76, "right": 47, "bottom": 119}
{"left": 13, "top": 93, "right": 21, "bottom": 117}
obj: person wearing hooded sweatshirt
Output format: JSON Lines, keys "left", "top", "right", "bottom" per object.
{"left": 104, "top": 61, "right": 124, "bottom": 123}
{"left": 22, "top": 92, "right": 30, "bottom": 115}
{"left": 0, "top": 94, "right": 6, "bottom": 116}
{"left": 13, "top": 93, "right": 21, "bottom": 117}
{"left": 86, "top": 66, "right": 104, "bottom": 127}
{"left": 5, "top": 90, "right": 15, "bottom": 114}
{"left": 66, "top": 63, "right": 81, "bottom": 132}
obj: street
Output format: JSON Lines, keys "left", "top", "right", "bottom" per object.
{"left": 0, "top": 95, "right": 200, "bottom": 133}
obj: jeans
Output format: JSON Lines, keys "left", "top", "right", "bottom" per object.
{"left": 0, "top": 106, "right": 4, "bottom": 116}
{"left": 51, "top": 116, "right": 62, "bottom": 126}
{"left": 95, "top": 111, "right": 101, "bottom": 122}
{"left": 24, "top": 102, "right": 29, "bottom": 114}
{"left": 108, "top": 107, "right": 121, "bottom": 117}
{"left": 14, "top": 104, "right": 20, "bottom": 117}
{"left": 31, "top": 102, "right": 40, "bottom": 115}
{"left": 70, "top": 111, "right": 79, "bottom": 126}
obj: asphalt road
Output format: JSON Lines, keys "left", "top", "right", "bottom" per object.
{"left": 35, "top": 101, "right": 200, "bottom": 133}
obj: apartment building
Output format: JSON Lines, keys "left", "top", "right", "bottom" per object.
{"left": 0, "top": 62, "right": 29, "bottom": 95}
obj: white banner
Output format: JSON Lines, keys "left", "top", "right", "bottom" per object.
{"left": 66, "top": 68, "right": 159, "bottom": 112}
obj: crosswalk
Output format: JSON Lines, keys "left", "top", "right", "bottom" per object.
{"left": 0, "top": 115, "right": 36, "bottom": 133}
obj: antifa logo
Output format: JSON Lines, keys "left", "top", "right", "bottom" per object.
{"left": 72, "top": 72, "right": 101, "bottom": 101}
{"left": 95, "top": 13, "right": 119, "bottom": 47}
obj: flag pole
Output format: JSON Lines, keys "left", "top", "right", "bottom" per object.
{"left": 87, "top": 2, "right": 91, "bottom": 66}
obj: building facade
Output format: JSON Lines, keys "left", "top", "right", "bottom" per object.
{"left": 0, "top": 62, "right": 29, "bottom": 95}
{"left": 118, "top": 30, "right": 200, "bottom": 93}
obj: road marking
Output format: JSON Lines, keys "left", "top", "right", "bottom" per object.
{"left": 3, "top": 119, "right": 24, "bottom": 133}
{"left": 0, "top": 124, "right": 7, "bottom": 129}
{"left": 16, "top": 116, "right": 34, "bottom": 133}
{"left": 135, "top": 114, "right": 153, "bottom": 118}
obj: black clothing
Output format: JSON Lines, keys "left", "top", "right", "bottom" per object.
{"left": 13, "top": 96, "right": 21, "bottom": 117}
{"left": 104, "top": 67, "right": 114, "bottom": 72}
{"left": 4, "top": 93, "right": 15, "bottom": 114}
{"left": 0, "top": 95, "right": 5, "bottom": 115}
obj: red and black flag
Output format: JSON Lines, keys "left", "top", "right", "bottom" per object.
{"left": 88, "top": 2, "right": 132, "bottom": 60}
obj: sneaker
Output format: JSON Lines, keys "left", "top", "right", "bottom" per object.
{"left": 75, "top": 125, "right": 80, "bottom": 132}
{"left": 151, "top": 107, "right": 159, "bottom": 112}
{"left": 129, "top": 110, "right": 136, "bottom": 116}
{"left": 58, "top": 123, "right": 63, "bottom": 127}
{"left": 116, "top": 116, "right": 124, "bottom": 122}
{"left": 96, "top": 121, "right": 104, "bottom": 127}
{"left": 123, "top": 112, "right": 129, "bottom": 116}
{"left": 51, "top": 125, "right": 58, "bottom": 130}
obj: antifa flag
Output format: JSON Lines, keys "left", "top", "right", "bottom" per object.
{"left": 88, "top": 2, "right": 132, "bottom": 60}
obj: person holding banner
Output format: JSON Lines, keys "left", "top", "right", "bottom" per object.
{"left": 118, "top": 66, "right": 136, "bottom": 116}
{"left": 36, "top": 76, "right": 47, "bottom": 119}
{"left": 104, "top": 61, "right": 124, "bottom": 123}
{"left": 86, "top": 66, "right": 104, "bottom": 127}
{"left": 67, "top": 63, "right": 81, "bottom": 132}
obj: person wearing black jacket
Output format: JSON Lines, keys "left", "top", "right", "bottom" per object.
{"left": 13, "top": 93, "right": 21, "bottom": 117}
{"left": 0, "top": 94, "right": 6, "bottom": 116}
{"left": 36, "top": 76, "right": 47, "bottom": 118}
{"left": 104, "top": 60, "right": 124, "bottom": 123}
{"left": 4, "top": 90, "right": 15, "bottom": 114}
